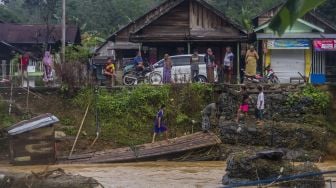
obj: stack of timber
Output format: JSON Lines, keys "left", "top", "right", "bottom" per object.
{"left": 63, "top": 132, "right": 221, "bottom": 164}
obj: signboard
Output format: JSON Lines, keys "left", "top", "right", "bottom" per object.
{"left": 313, "top": 39, "right": 336, "bottom": 51}
{"left": 267, "top": 40, "right": 310, "bottom": 49}
{"left": 27, "top": 65, "right": 36, "bottom": 73}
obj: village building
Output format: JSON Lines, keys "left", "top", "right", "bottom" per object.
{"left": 96, "top": 0, "right": 249, "bottom": 82}
{"left": 253, "top": 4, "right": 336, "bottom": 84}
{"left": 0, "top": 23, "right": 81, "bottom": 80}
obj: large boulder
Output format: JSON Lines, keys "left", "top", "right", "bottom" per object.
{"left": 219, "top": 121, "right": 329, "bottom": 151}
{"left": 223, "top": 150, "right": 293, "bottom": 185}
{"left": 223, "top": 150, "right": 325, "bottom": 188}
{"left": 0, "top": 168, "right": 102, "bottom": 188}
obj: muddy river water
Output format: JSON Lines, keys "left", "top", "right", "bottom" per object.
{"left": 1, "top": 161, "right": 336, "bottom": 188}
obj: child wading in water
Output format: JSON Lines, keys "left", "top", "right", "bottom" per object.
{"left": 152, "top": 105, "right": 168, "bottom": 143}
{"left": 256, "top": 85, "right": 265, "bottom": 126}
{"left": 236, "top": 86, "right": 249, "bottom": 123}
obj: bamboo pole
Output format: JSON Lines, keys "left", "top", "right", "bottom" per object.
{"left": 8, "top": 63, "right": 13, "bottom": 115}
{"left": 61, "top": 0, "right": 66, "bottom": 63}
{"left": 26, "top": 69, "right": 29, "bottom": 115}
{"left": 69, "top": 103, "right": 90, "bottom": 158}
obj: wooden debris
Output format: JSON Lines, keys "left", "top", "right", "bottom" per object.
{"left": 63, "top": 132, "right": 221, "bottom": 164}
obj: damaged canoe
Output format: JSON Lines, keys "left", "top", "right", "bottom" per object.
{"left": 62, "top": 132, "right": 221, "bottom": 164}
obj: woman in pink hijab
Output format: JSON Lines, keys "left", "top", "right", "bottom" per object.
{"left": 43, "top": 51, "right": 53, "bottom": 82}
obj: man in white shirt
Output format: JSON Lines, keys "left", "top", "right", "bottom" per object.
{"left": 256, "top": 85, "right": 264, "bottom": 125}
{"left": 223, "top": 47, "right": 234, "bottom": 83}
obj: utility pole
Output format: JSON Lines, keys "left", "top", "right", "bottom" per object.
{"left": 61, "top": 0, "right": 66, "bottom": 63}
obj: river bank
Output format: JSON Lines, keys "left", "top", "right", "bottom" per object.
{"left": 1, "top": 161, "right": 336, "bottom": 188}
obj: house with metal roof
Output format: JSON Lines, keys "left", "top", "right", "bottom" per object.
{"left": 0, "top": 23, "right": 81, "bottom": 81}
{"left": 253, "top": 3, "right": 336, "bottom": 84}
{"left": 7, "top": 113, "right": 59, "bottom": 165}
{"left": 96, "top": 0, "right": 249, "bottom": 82}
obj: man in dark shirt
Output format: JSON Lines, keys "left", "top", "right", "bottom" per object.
{"left": 201, "top": 102, "right": 220, "bottom": 132}
{"left": 134, "top": 51, "right": 145, "bottom": 75}
{"left": 240, "top": 49, "right": 246, "bottom": 84}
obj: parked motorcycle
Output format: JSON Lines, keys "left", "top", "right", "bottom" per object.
{"left": 123, "top": 65, "right": 162, "bottom": 86}
{"left": 244, "top": 66, "right": 280, "bottom": 84}
{"left": 265, "top": 66, "right": 280, "bottom": 84}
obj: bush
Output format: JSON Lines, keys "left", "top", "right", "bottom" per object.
{"left": 72, "top": 84, "right": 214, "bottom": 146}
{"left": 287, "top": 84, "right": 331, "bottom": 114}
{"left": 0, "top": 97, "right": 14, "bottom": 128}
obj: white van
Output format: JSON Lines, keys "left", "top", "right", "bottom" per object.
{"left": 153, "top": 54, "right": 216, "bottom": 83}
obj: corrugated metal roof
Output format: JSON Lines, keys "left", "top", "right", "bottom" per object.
{"left": 256, "top": 33, "right": 336, "bottom": 39}
{"left": 7, "top": 113, "right": 59, "bottom": 136}
{"left": 0, "top": 23, "right": 81, "bottom": 44}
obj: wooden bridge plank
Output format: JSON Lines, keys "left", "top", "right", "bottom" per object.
{"left": 61, "top": 132, "right": 221, "bottom": 164}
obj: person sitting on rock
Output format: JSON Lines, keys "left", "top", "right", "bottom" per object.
{"left": 201, "top": 102, "right": 220, "bottom": 132}
{"left": 236, "top": 86, "right": 250, "bottom": 123}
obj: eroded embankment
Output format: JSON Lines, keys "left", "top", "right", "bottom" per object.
{"left": 0, "top": 84, "right": 335, "bottom": 163}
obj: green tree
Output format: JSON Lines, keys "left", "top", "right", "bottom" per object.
{"left": 0, "top": 5, "right": 21, "bottom": 23}
{"left": 269, "top": 0, "right": 327, "bottom": 35}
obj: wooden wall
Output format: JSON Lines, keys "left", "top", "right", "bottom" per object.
{"left": 189, "top": 0, "right": 240, "bottom": 38}
{"left": 256, "top": 7, "right": 280, "bottom": 26}
{"left": 141, "top": 1, "right": 189, "bottom": 38}
{"left": 9, "top": 126, "right": 55, "bottom": 165}
{"left": 116, "top": 0, "right": 184, "bottom": 42}
{"left": 131, "top": 0, "right": 243, "bottom": 42}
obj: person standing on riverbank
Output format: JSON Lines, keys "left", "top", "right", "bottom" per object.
{"left": 163, "top": 54, "right": 173, "bottom": 84}
{"left": 19, "top": 52, "right": 29, "bottom": 81}
{"left": 235, "top": 86, "right": 249, "bottom": 123}
{"left": 240, "top": 49, "right": 246, "bottom": 83}
{"left": 256, "top": 85, "right": 264, "bottom": 126}
{"left": 134, "top": 51, "right": 144, "bottom": 75}
{"left": 104, "top": 57, "right": 116, "bottom": 86}
{"left": 223, "top": 47, "right": 234, "bottom": 84}
{"left": 43, "top": 51, "right": 53, "bottom": 83}
{"left": 190, "top": 49, "right": 200, "bottom": 82}
{"left": 152, "top": 105, "right": 168, "bottom": 143}
{"left": 245, "top": 45, "right": 259, "bottom": 77}
{"left": 204, "top": 48, "right": 215, "bottom": 83}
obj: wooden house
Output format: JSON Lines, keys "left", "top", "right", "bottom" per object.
{"left": 97, "top": 0, "right": 248, "bottom": 81}
{"left": 253, "top": 3, "right": 336, "bottom": 84}
{"left": 0, "top": 23, "right": 81, "bottom": 80}
{"left": 7, "top": 113, "right": 59, "bottom": 165}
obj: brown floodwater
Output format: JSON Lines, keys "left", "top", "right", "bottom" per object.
{"left": 1, "top": 161, "right": 336, "bottom": 188}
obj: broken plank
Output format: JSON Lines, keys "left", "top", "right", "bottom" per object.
{"left": 61, "top": 132, "right": 221, "bottom": 164}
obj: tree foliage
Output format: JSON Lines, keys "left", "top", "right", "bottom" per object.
{"left": 1, "top": 0, "right": 335, "bottom": 36}
{"left": 269, "top": 0, "right": 327, "bottom": 35}
{"left": 0, "top": 5, "right": 21, "bottom": 22}
{"left": 73, "top": 84, "right": 213, "bottom": 145}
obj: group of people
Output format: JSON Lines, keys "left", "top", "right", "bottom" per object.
{"left": 104, "top": 44, "right": 259, "bottom": 86}
{"left": 151, "top": 85, "right": 265, "bottom": 142}
{"left": 158, "top": 45, "right": 259, "bottom": 85}
{"left": 150, "top": 47, "right": 235, "bottom": 84}
{"left": 235, "top": 85, "right": 264, "bottom": 125}
{"left": 17, "top": 51, "right": 54, "bottom": 84}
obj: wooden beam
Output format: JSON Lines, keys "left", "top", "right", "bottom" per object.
{"left": 62, "top": 132, "right": 221, "bottom": 164}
